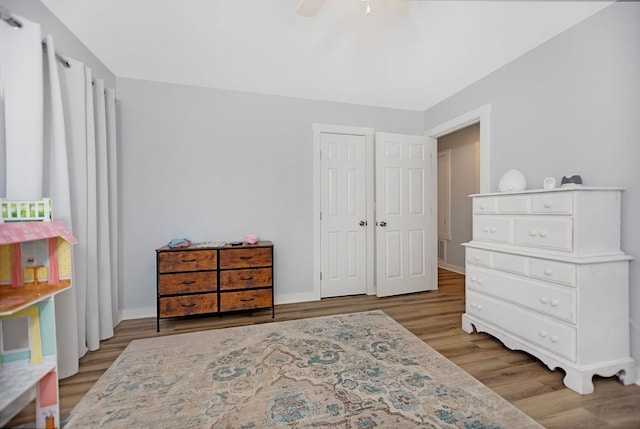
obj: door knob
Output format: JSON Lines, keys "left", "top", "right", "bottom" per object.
{"left": 379, "top": 221, "right": 387, "bottom": 227}
{"left": 359, "top": 220, "right": 367, "bottom": 226}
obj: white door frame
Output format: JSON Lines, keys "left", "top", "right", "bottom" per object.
{"left": 424, "top": 104, "right": 492, "bottom": 194}
{"left": 313, "top": 124, "right": 375, "bottom": 300}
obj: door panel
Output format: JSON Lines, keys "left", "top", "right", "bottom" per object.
{"left": 376, "top": 132, "right": 437, "bottom": 297}
{"left": 320, "top": 132, "right": 367, "bottom": 297}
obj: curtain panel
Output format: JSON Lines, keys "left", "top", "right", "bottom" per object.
{"left": 0, "top": 12, "right": 119, "bottom": 378}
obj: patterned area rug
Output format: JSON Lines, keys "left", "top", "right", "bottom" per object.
{"left": 66, "top": 311, "right": 542, "bottom": 428}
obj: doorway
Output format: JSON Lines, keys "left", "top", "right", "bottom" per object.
{"left": 425, "top": 104, "right": 492, "bottom": 274}
{"left": 436, "top": 124, "right": 479, "bottom": 273}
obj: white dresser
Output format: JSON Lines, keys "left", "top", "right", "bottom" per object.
{"left": 462, "top": 187, "right": 635, "bottom": 394}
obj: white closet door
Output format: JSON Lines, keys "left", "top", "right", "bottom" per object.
{"left": 320, "top": 132, "right": 367, "bottom": 297}
{"left": 375, "top": 132, "right": 437, "bottom": 297}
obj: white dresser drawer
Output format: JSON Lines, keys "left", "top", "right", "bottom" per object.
{"left": 473, "top": 197, "right": 498, "bottom": 214}
{"left": 466, "top": 248, "right": 492, "bottom": 267}
{"left": 466, "top": 267, "right": 575, "bottom": 322}
{"left": 492, "top": 252, "right": 527, "bottom": 275}
{"left": 530, "top": 258, "right": 576, "bottom": 287}
{"left": 514, "top": 216, "right": 573, "bottom": 251}
{"left": 531, "top": 193, "right": 572, "bottom": 214}
{"left": 466, "top": 291, "right": 576, "bottom": 361}
{"left": 473, "top": 216, "right": 513, "bottom": 244}
{"left": 497, "top": 196, "right": 529, "bottom": 213}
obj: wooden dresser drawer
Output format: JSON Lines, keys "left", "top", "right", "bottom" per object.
{"left": 219, "top": 268, "right": 272, "bottom": 290}
{"left": 219, "top": 289, "right": 272, "bottom": 312}
{"left": 219, "top": 247, "right": 272, "bottom": 269}
{"left": 158, "top": 272, "right": 217, "bottom": 295}
{"left": 159, "top": 293, "right": 218, "bottom": 317}
{"left": 158, "top": 250, "right": 217, "bottom": 273}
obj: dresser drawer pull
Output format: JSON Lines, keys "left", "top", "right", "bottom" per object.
{"left": 539, "top": 231, "right": 547, "bottom": 238}
{"left": 181, "top": 280, "right": 196, "bottom": 285}
{"left": 473, "top": 256, "right": 480, "bottom": 261}
{"left": 239, "top": 256, "right": 253, "bottom": 260}
{"left": 551, "top": 336, "right": 559, "bottom": 343}
{"left": 539, "top": 330, "right": 548, "bottom": 338}
{"left": 240, "top": 298, "right": 255, "bottom": 302}
{"left": 551, "top": 299, "right": 559, "bottom": 307}
{"left": 470, "top": 276, "right": 477, "bottom": 283}
{"left": 181, "top": 258, "right": 197, "bottom": 262}
{"left": 180, "top": 303, "right": 196, "bottom": 308}
{"left": 239, "top": 276, "right": 254, "bottom": 281}
{"left": 544, "top": 269, "right": 553, "bottom": 276}
{"left": 540, "top": 296, "right": 549, "bottom": 304}
{"left": 544, "top": 201, "right": 552, "bottom": 208}
{"left": 529, "top": 229, "right": 537, "bottom": 237}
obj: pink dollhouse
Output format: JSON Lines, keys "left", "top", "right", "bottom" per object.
{"left": 0, "top": 198, "right": 77, "bottom": 428}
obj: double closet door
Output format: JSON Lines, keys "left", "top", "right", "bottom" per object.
{"left": 317, "top": 126, "right": 437, "bottom": 298}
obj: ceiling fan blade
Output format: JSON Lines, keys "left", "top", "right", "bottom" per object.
{"left": 296, "top": 0, "right": 327, "bottom": 17}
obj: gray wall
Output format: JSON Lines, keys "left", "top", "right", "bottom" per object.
{"left": 424, "top": 1, "right": 640, "bottom": 378}
{"left": 117, "top": 77, "right": 423, "bottom": 316}
{"left": 437, "top": 124, "right": 479, "bottom": 271}
{"left": 2, "top": 0, "right": 115, "bottom": 88}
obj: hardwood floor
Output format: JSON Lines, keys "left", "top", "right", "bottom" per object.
{"left": 7, "top": 269, "right": 640, "bottom": 428}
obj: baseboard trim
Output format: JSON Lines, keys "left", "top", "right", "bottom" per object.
{"left": 118, "top": 292, "right": 320, "bottom": 321}
{"left": 630, "top": 319, "right": 640, "bottom": 386}
{"left": 438, "top": 262, "right": 465, "bottom": 275}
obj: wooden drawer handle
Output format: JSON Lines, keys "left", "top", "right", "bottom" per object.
{"left": 240, "top": 298, "right": 255, "bottom": 302}
{"left": 181, "top": 280, "right": 196, "bottom": 285}
{"left": 240, "top": 276, "right": 254, "bottom": 280}
{"left": 180, "top": 302, "right": 196, "bottom": 307}
{"left": 181, "top": 258, "right": 197, "bottom": 262}
{"left": 239, "top": 256, "right": 253, "bottom": 260}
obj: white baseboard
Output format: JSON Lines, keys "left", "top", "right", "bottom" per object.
{"left": 274, "top": 291, "right": 319, "bottom": 305}
{"left": 438, "top": 262, "right": 465, "bottom": 275}
{"left": 120, "top": 306, "right": 156, "bottom": 321}
{"left": 118, "top": 292, "right": 320, "bottom": 321}
{"left": 630, "top": 319, "right": 640, "bottom": 386}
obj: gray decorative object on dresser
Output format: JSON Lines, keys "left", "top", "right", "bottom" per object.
{"left": 463, "top": 187, "right": 635, "bottom": 394}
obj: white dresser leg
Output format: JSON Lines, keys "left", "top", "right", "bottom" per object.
{"left": 563, "top": 369, "right": 594, "bottom": 395}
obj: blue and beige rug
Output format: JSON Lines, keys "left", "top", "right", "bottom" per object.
{"left": 66, "top": 311, "right": 542, "bottom": 428}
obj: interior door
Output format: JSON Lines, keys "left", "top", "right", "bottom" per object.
{"left": 375, "top": 132, "right": 437, "bottom": 297}
{"left": 320, "top": 132, "right": 367, "bottom": 297}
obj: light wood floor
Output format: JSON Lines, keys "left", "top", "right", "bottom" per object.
{"left": 7, "top": 269, "right": 640, "bottom": 428}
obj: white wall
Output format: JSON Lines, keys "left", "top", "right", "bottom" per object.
{"left": 117, "top": 78, "right": 424, "bottom": 317}
{"left": 423, "top": 1, "right": 640, "bottom": 379}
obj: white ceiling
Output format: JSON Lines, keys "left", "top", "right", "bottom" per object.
{"left": 40, "top": 0, "right": 612, "bottom": 111}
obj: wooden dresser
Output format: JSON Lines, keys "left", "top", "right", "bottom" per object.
{"left": 462, "top": 188, "right": 635, "bottom": 394}
{"left": 156, "top": 241, "right": 274, "bottom": 331}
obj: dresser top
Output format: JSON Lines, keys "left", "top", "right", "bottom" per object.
{"left": 156, "top": 240, "right": 273, "bottom": 252}
{"left": 470, "top": 186, "right": 624, "bottom": 198}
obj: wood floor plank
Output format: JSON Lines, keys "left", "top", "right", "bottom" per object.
{"left": 6, "top": 268, "right": 640, "bottom": 428}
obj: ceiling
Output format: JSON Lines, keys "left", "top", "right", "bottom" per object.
{"left": 40, "top": 0, "right": 612, "bottom": 111}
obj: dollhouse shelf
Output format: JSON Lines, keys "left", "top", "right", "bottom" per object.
{"left": 0, "top": 281, "right": 71, "bottom": 316}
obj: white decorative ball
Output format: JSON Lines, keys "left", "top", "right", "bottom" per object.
{"left": 498, "top": 169, "right": 527, "bottom": 192}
